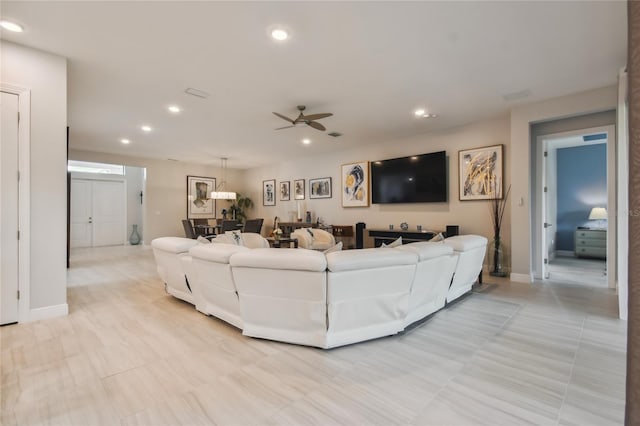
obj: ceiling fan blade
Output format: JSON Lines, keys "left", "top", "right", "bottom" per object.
{"left": 275, "top": 125, "right": 297, "bottom": 130}
{"left": 302, "top": 113, "right": 333, "bottom": 121}
{"left": 273, "top": 112, "right": 295, "bottom": 124}
{"left": 307, "top": 121, "right": 326, "bottom": 131}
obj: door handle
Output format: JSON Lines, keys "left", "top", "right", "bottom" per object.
{"left": 88, "top": 217, "right": 93, "bottom": 224}
{"left": 544, "top": 223, "right": 552, "bottom": 228}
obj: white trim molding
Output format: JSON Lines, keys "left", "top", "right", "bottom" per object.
{"left": 1, "top": 84, "right": 31, "bottom": 324}
{"left": 29, "top": 303, "right": 69, "bottom": 322}
{"left": 510, "top": 272, "right": 532, "bottom": 283}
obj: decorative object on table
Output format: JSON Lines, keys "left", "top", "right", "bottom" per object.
{"left": 305, "top": 211, "right": 312, "bottom": 223}
{"left": 280, "top": 181, "right": 290, "bottom": 201}
{"left": 210, "top": 157, "right": 237, "bottom": 200}
{"left": 417, "top": 225, "right": 422, "bottom": 231}
{"left": 489, "top": 184, "right": 511, "bottom": 277}
{"left": 293, "top": 179, "right": 305, "bottom": 200}
{"left": 341, "top": 161, "right": 369, "bottom": 207}
{"left": 272, "top": 227, "right": 283, "bottom": 240}
{"left": 221, "top": 209, "right": 227, "bottom": 220}
{"left": 389, "top": 224, "right": 394, "bottom": 230}
{"left": 187, "top": 175, "right": 216, "bottom": 219}
{"left": 228, "top": 193, "right": 253, "bottom": 223}
{"left": 458, "top": 144, "right": 503, "bottom": 201}
{"left": 588, "top": 206, "right": 608, "bottom": 229}
{"left": 400, "top": 222, "right": 409, "bottom": 231}
{"left": 263, "top": 179, "right": 276, "bottom": 206}
{"left": 129, "top": 224, "right": 141, "bottom": 245}
{"left": 309, "top": 177, "right": 332, "bottom": 199}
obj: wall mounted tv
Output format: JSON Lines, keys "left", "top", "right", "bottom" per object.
{"left": 371, "top": 151, "right": 447, "bottom": 204}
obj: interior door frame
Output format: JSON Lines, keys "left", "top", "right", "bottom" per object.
{"left": 534, "top": 124, "right": 616, "bottom": 289}
{"left": 1, "top": 84, "right": 31, "bottom": 323}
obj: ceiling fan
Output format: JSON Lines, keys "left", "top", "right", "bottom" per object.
{"left": 273, "top": 105, "right": 333, "bottom": 131}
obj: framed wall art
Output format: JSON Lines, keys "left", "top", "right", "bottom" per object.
{"left": 293, "top": 179, "right": 305, "bottom": 200}
{"left": 309, "top": 177, "right": 332, "bottom": 199}
{"left": 458, "top": 144, "right": 503, "bottom": 201}
{"left": 279, "top": 181, "right": 290, "bottom": 201}
{"left": 187, "top": 175, "right": 216, "bottom": 219}
{"left": 263, "top": 179, "right": 276, "bottom": 206}
{"left": 341, "top": 161, "right": 369, "bottom": 207}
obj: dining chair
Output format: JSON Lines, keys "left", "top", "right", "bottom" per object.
{"left": 182, "top": 219, "right": 197, "bottom": 239}
{"left": 243, "top": 218, "right": 264, "bottom": 234}
{"left": 221, "top": 220, "right": 239, "bottom": 232}
{"left": 192, "top": 218, "right": 210, "bottom": 236}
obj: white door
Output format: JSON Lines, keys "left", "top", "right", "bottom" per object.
{"left": 70, "top": 178, "right": 125, "bottom": 248}
{"left": 70, "top": 179, "right": 92, "bottom": 248}
{"left": 1, "top": 92, "right": 20, "bottom": 324}
{"left": 92, "top": 180, "right": 125, "bottom": 246}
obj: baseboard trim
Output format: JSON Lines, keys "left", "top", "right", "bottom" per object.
{"left": 28, "top": 303, "right": 68, "bottom": 322}
{"left": 510, "top": 273, "right": 532, "bottom": 283}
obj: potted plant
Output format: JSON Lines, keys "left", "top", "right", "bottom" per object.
{"left": 228, "top": 193, "right": 254, "bottom": 223}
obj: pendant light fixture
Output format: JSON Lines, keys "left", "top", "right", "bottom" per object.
{"left": 211, "top": 157, "right": 237, "bottom": 200}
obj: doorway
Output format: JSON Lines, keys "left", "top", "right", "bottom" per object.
{"left": 535, "top": 125, "right": 615, "bottom": 289}
{"left": 70, "top": 178, "right": 126, "bottom": 247}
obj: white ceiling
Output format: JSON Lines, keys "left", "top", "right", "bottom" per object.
{"left": 1, "top": 1, "right": 627, "bottom": 169}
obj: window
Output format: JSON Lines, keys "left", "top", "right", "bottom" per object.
{"left": 67, "top": 160, "right": 125, "bottom": 175}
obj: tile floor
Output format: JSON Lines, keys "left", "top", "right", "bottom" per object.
{"left": 0, "top": 245, "right": 627, "bottom": 425}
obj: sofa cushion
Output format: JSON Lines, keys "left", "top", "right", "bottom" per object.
{"left": 196, "top": 236, "right": 211, "bottom": 244}
{"left": 380, "top": 236, "right": 402, "bottom": 248}
{"left": 326, "top": 248, "right": 417, "bottom": 272}
{"left": 230, "top": 248, "right": 328, "bottom": 272}
{"left": 323, "top": 241, "right": 343, "bottom": 254}
{"left": 189, "top": 243, "right": 249, "bottom": 263}
{"left": 429, "top": 232, "right": 445, "bottom": 243}
{"left": 151, "top": 237, "right": 199, "bottom": 253}
{"left": 396, "top": 241, "right": 454, "bottom": 261}
{"left": 444, "top": 235, "right": 488, "bottom": 252}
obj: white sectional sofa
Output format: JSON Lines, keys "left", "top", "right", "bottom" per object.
{"left": 151, "top": 233, "right": 487, "bottom": 349}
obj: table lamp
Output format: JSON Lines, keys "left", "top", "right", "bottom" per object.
{"left": 588, "top": 207, "right": 607, "bottom": 229}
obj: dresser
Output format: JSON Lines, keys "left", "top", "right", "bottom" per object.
{"left": 574, "top": 229, "right": 606, "bottom": 259}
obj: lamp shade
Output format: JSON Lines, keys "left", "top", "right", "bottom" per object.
{"left": 588, "top": 207, "right": 607, "bottom": 220}
{"left": 211, "top": 191, "right": 237, "bottom": 200}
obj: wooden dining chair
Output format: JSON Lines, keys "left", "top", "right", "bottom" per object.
{"left": 221, "top": 220, "right": 239, "bottom": 232}
{"left": 182, "top": 219, "right": 197, "bottom": 239}
{"left": 243, "top": 218, "right": 264, "bottom": 234}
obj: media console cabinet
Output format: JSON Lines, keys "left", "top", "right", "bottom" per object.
{"left": 364, "top": 229, "right": 440, "bottom": 248}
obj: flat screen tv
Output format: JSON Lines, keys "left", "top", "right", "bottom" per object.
{"left": 371, "top": 151, "right": 447, "bottom": 203}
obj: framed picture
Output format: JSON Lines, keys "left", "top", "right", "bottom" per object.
{"left": 309, "top": 177, "right": 332, "bottom": 199}
{"left": 263, "top": 179, "right": 276, "bottom": 206}
{"left": 280, "top": 181, "right": 290, "bottom": 201}
{"left": 293, "top": 179, "right": 305, "bottom": 200}
{"left": 341, "top": 161, "right": 369, "bottom": 207}
{"left": 187, "top": 175, "right": 216, "bottom": 219}
{"left": 458, "top": 144, "right": 504, "bottom": 201}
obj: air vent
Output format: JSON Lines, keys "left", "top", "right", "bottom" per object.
{"left": 502, "top": 89, "right": 531, "bottom": 101}
{"left": 328, "top": 132, "right": 342, "bottom": 138}
{"left": 184, "top": 88, "right": 210, "bottom": 99}
{"left": 167, "top": 158, "right": 179, "bottom": 162}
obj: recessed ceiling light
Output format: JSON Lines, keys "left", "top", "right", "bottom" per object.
{"left": 410, "top": 156, "right": 418, "bottom": 160}
{"left": 0, "top": 20, "right": 24, "bottom": 33}
{"left": 120, "top": 138, "right": 130, "bottom": 144}
{"left": 414, "top": 109, "right": 425, "bottom": 117}
{"left": 302, "top": 138, "right": 311, "bottom": 145}
{"left": 168, "top": 105, "right": 181, "bottom": 113}
{"left": 271, "top": 29, "right": 288, "bottom": 41}
{"left": 141, "top": 125, "right": 152, "bottom": 132}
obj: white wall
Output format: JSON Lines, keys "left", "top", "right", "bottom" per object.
{"left": 509, "top": 86, "right": 617, "bottom": 282}
{"left": 69, "top": 150, "right": 244, "bottom": 242}
{"left": 1, "top": 41, "right": 67, "bottom": 313}
{"left": 243, "top": 116, "right": 511, "bottom": 269}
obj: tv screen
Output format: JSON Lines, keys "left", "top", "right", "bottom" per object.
{"left": 371, "top": 151, "right": 447, "bottom": 203}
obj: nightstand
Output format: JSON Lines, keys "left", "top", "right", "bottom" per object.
{"left": 575, "top": 229, "right": 606, "bottom": 259}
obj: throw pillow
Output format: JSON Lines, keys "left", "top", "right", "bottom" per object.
{"left": 323, "top": 241, "right": 343, "bottom": 254}
{"left": 305, "top": 228, "right": 315, "bottom": 237}
{"left": 381, "top": 236, "right": 402, "bottom": 248}
{"left": 225, "top": 230, "right": 244, "bottom": 246}
{"left": 429, "top": 232, "right": 445, "bottom": 243}
{"left": 196, "top": 236, "right": 211, "bottom": 244}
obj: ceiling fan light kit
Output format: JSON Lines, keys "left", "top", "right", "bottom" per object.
{"left": 273, "top": 105, "right": 333, "bottom": 132}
